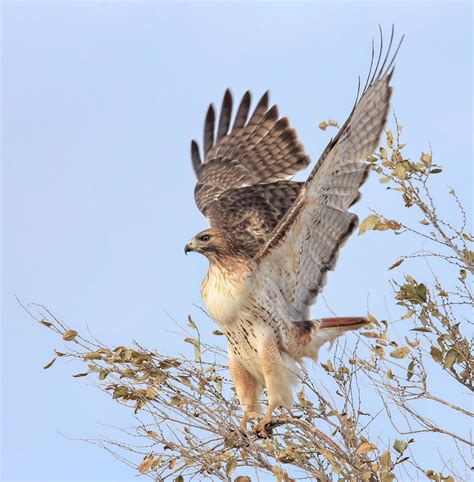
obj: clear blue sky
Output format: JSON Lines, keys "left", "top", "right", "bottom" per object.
{"left": 2, "top": 2, "right": 472, "bottom": 481}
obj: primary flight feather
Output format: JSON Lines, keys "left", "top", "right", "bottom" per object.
{"left": 185, "top": 30, "right": 402, "bottom": 431}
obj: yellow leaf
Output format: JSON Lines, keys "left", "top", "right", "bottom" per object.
{"left": 358, "top": 214, "right": 381, "bottom": 235}
{"left": 394, "top": 161, "right": 409, "bottom": 180}
{"left": 318, "top": 121, "right": 328, "bottom": 131}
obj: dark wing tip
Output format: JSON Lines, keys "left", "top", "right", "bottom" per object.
{"left": 217, "top": 89, "right": 233, "bottom": 141}
{"left": 260, "top": 90, "right": 270, "bottom": 108}
{"left": 203, "top": 104, "right": 216, "bottom": 158}
{"left": 232, "top": 90, "right": 252, "bottom": 131}
{"left": 191, "top": 140, "right": 201, "bottom": 176}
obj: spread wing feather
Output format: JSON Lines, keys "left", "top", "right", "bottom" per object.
{"left": 191, "top": 89, "right": 310, "bottom": 256}
{"left": 253, "top": 31, "right": 402, "bottom": 320}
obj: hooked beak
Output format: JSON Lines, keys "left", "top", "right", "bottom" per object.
{"left": 184, "top": 243, "right": 193, "bottom": 255}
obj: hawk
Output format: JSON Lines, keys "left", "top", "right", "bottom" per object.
{"left": 185, "top": 33, "right": 401, "bottom": 431}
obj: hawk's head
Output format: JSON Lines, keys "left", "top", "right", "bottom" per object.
{"left": 184, "top": 228, "right": 240, "bottom": 260}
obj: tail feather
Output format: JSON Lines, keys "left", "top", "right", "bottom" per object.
{"left": 319, "top": 317, "right": 369, "bottom": 331}
{"left": 292, "top": 317, "right": 369, "bottom": 361}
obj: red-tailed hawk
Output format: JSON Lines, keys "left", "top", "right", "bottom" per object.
{"left": 185, "top": 32, "right": 401, "bottom": 432}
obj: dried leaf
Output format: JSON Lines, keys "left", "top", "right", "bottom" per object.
{"left": 358, "top": 214, "right": 381, "bottom": 235}
{"left": 430, "top": 346, "right": 443, "bottom": 363}
{"left": 146, "top": 386, "right": 157, "bottom": 400}
{"left": 84, "top": 352, "right": 102, "bottom": 361}
{"left": 43, "top": 357, "right": 56, "bottom": 369}
{"left": 405, "top": 336, "right": 420, "bottom": 348}
{"left": 401, "top": 310, "right": 415, "bottom": 320}
{"left": 394, "top": 161, "right": 409, "bottom": 180}
{"left": 226, "top": 457, "right": 238, "bottom": 477}
{"left": 443, "top": 349, "right": 457, "bottom": 370}
{"left": 390, "top": 346, "right": 410, "bottom": 359}
{"left": 386, "top": 130, "right": 394, "bottom": 148}
{"left": 388, "top": 258, "right": 404, "bottom": 270}
{"left": 321, "top": 360, "right": 334, "bottom": 372}
{"left": 379, "top": 449, "right": 391, "bottom": 468}
{"left": 62, "top": 330, "right": 78, "bottom": 341}
{"left": 357, "top": 442, "right": 377, "bottom": 454}
{"left": 184, "top": 338, "right": 201, "bottom": 361}
{"left": 420, "top": 152, "right": 432, "bottom": 165}
{"left": 410, "top": 327, "right": 431, "bottom": 333}
{"left": 393, "top": 439, "right": 407, "bottom": 453}
{"left": 137, "top": 454, "right": 155, "bottom": 473}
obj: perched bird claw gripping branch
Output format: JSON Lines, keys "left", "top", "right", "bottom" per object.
{"left": 185, "top": 27, "right": 403, "bottom": 430}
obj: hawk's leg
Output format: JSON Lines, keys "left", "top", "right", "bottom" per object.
{"left": 228, "top": 357, "right": 261, "bottom": 429}
{"left": 257, "top": 334, "right": 292, "bottom": 435}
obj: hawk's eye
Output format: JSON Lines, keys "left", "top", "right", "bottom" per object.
{"left": 200, "top": 235, "right": 211, "bottom": 242}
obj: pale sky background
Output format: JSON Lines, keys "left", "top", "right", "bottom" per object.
{"left": 1, "top": 1, "right": 472, "bottom": 481}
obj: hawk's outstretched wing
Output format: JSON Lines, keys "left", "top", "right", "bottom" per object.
{"left": 191, "top": 90, "right": 310, "bottom": 257}
{"left": 253, "top": 34, "right": 402, "bottom": 320}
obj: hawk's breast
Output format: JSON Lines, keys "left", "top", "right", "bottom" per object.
{"left": 201, "top": 263, "right": 250, "bottom": 327}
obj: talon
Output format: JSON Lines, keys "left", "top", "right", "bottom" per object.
{"left": 255, "top": 419, "right": 273, "bottom": 438}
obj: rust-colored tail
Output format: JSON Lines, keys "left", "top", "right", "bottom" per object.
{"left": 319, "top": 317, "right": 369, "bottom": 331}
